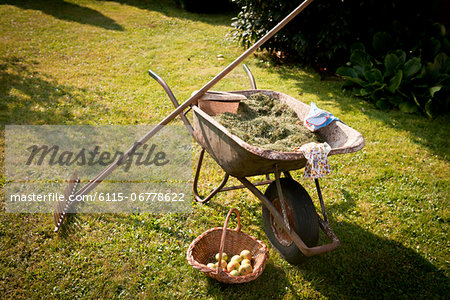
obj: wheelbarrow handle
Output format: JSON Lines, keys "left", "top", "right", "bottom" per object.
{"left": 148, "top": 69, "right": 193, "bottom": 134}
{"left": 243, "top": 64, "right": 257, "bottom": 90}
{"left": 148, "top": 69, "right": 160, "bottom": 82}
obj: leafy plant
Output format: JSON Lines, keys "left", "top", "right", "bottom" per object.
{"left": 230, "top": 0, "right": 440, "bottom": 70}
{"left": 410, "top": 52, "right": 450, "bottom": 117}
{"left": 337, "top": 29, "right": 450, "bottom": 117}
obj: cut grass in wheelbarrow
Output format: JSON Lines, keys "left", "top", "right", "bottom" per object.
{"left": 213, "top": 92, "right": 322, "bottom": 152}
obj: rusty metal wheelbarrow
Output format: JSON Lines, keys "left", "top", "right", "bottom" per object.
{"left": 148, "top": 65, "right": 364, "bottom": 264}
{"left": 55, "top": 0, "right": 364, "bottom": 264}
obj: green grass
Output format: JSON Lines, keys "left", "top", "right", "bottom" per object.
{"left": 0, "top": 0, "right": 449, "bottom": 299}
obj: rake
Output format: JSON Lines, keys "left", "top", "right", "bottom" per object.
{"left": 54, "top": 173, "right": 80, "bottom": 232}
{"left": 53, "top": 0, "right": 315, "bottom": 232}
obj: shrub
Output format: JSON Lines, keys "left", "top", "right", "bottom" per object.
{"left": 230, "top": 0, "right": 440, "bottom": 70}
{"left": 337, "top": 26, "right": 450, "bottom": 118}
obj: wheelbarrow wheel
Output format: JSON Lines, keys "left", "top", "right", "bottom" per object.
{"left": 262, "top": 178, "right": 319, "bottom": 264}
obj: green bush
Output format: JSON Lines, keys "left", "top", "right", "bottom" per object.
{"left": 337, "top": 27, "right": 450, "bottom": 118}
{"left": 230, "top": 0, "right": 440, "bottom": 70}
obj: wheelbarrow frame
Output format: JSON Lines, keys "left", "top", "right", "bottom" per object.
{"left": 148, "top": 66, "right": 364, "bottom": 257}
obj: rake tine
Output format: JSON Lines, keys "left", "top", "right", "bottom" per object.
{"left": 57, "top": 200, "right": 63, "bottom": 218}
{"left": 54, "top": 173, "right": 79, "bottom": 232}
{"left": 53, "top": 209, "right": 59, "bottom": 227}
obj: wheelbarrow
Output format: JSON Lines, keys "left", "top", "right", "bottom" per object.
{"left": 54, "top": 0, "right": 364, "bottom": 264}
{"left": 148, "top": 65, "right": 365, "bottom": 264}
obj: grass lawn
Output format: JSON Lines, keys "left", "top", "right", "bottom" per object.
{"left": 0, "top": 0, "right": 449, "bottom": 298}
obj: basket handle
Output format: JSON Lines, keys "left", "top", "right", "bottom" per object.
{"left": 216, "top": 208, "right": 241, "bottom": 274}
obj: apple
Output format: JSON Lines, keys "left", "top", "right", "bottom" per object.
{"left": 218, "top": 260, "right": 227, "bottom": 269}
{"left": 239, "top": 263, "right": 252, "bottom": 275}
{"left": 206, "top": 263, "right": 216, "bottom": 269}
{"left": 240, "top": 249, "right": 252, "bottom": 260}
{"left": 227, "top": 260, "right": 240, "bottom": 272}
{"left": 215, "top": 252, "right": 228, "bottom": 262}
{"left": 241, "top": 258, "right": 251, "bottom": 266}
{"left": 229, "top": 269, "right": 240, "bottom": 276}
{"left": 230, "top": 255, "right": 242, "bottom": 263}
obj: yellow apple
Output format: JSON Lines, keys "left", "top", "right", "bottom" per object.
{"left": 230, "top": 269, "right": 240, "bottom": 276}
{"left": 230, "top": 255, "right": 242, "bottom": 263}
{"left": 240, "top": 249, "right": 252, "bottom": 260}
{"left": 241, "top": 258, "right": 251, "bottom": 266}
{"left": 239, "top": 263, "right": 252, "bottom": 275}
{"left": 218, "top": 260, "right": 227, "bottom": 269}
{"left": 207, "top": 263, "right": 216, "bottom": 269}
{"left": 215, "top": 252, "right": 228, "bottom": 262}
{"left": 227, "top": 260, "right": 240, "bottom": 272}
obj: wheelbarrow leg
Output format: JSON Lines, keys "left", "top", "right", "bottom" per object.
{"left": 283, "top": 171, "right": 292, "bottom": 180}
{"left": 274, "top": 165, "right": 291, "bottom": 232}
{"left": 193, "top": 148, "right": 229, "bottom": 204}
{"left": 314, "top": 178, "right": 328, "bottom": 223}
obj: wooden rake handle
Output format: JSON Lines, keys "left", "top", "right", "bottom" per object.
{"left": 71, "top": 0, "right": 315, "bottom": 212}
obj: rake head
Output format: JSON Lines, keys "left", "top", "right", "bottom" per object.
{"left": 54, "top": 173, "right": 80, "bottom": 232}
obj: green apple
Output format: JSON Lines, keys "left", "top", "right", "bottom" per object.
{"left": 215, "top": 252, "right": 228, "bottom": 262}
{"left": 240, "top": 249, "right": 252, "bottom": 260}
{"left": 241, "top": 258, "right": 251, "bottom": 266}
{"left": 226, "top": 260, "right": 240, "bottom": 272}
{"left": 206, "top": 263, "right": 216, "bottom": 269}
{"left": 230, "top": 255, "right": 242, "bottom": 263}
{"left": 229, "top": 269, "right": 240, "bottom": 276}
{"left": 239, "top": 263, "right": 252, "bottom": 275}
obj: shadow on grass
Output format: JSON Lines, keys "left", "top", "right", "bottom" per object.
{"left": 191, "top": 186, "right": 448, "bottom": 298}
{"left": 0, "top": 0, "right": 124, "bottom": 31}
{"left": 104, "top": 0, "right": 236, "bottom": 26}
{"left": 196, "top": 200, "right": 448, "bottom": 298}
{"left": 0, "top": 56, "right": 124, "bottom": 125}
{"left": 204, "top": 261, "right": 292, "bottom": 298}
{"left": 260, "top": 63, "right": 450, "bottom": 160}
{"left": 0, "top": 56, "right": 82, "bottom": 125}
{"left": 299, "top": 220, "right": 449, "bottom": 299}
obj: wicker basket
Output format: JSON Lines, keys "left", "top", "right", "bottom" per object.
{"left": 186, "top": 208, "right": 269, "bottom": 284}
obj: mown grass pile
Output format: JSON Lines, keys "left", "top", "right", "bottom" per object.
{"left": 214, "top": 93, "right": 321, "bottom": 151}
